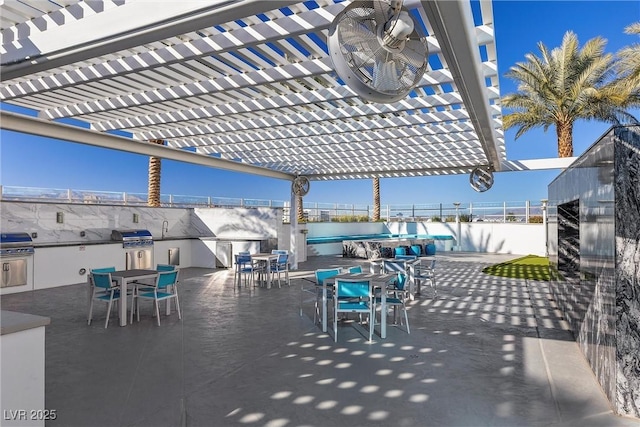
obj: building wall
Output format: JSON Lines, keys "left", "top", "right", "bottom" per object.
{"left": 547, "top": 125, "right": 640, "bottom": 418}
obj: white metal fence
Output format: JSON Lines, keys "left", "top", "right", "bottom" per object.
{"left": 0, "top": 185, "right": 544, "bottom": 223}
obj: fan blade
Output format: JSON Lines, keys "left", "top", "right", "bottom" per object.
{"left": 373, "top": 0, "right": 392, "bottom": 26}
{"left": 339, "top": 20, "right": 378, "bottom": 47}
{"left": 399, "top": 38, "right": 429, "bottom": 69}
{"left": 373, "top": 61, "right": 400, "bottom": 91}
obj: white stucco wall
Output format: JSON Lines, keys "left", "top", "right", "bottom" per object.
{"left": 305, "top": 221, "right": 546, "bottom": 256}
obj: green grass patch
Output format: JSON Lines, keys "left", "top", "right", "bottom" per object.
{"left": 482, "top": 255, "right": 550, "bottom": 281}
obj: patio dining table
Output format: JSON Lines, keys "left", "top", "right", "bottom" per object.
{"left": 110, "top": 269, "right": 158, "bottom": 327}
{"left": 250, "top": 253, "right": 278, "bottom": 288}
{"left": 323, "top": 272, "right": 397, "bottom": 339}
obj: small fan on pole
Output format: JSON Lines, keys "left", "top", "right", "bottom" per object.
{"left": 328, "top": 0, "right": 429, "bottom": 103}
{"left": 469, "top": 166, "right": 494, "bottom": 192}
{"left": 291, "top": 176, "right": 310, "bottom": 196}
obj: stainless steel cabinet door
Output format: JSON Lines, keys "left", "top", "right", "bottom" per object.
{"left": 125, "top": 249, "right": 153, "bottom": 270}
{"left": 1, "top": 258, "right": 27, "bottom": 287}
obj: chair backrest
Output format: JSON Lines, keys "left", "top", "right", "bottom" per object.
{"left": 335, "top": 279, "right": 371, "bottom": 299}
{"left": 91, "top": 267, "right": 116, "bottom": 273}
{"left": 395, "top": 273, "right": 407, "bottom": 290}
{"left": 91, "top": 272, "right": 114, "bottom": 289}
{"left": 383, "top": 259, "right": 406, "bottom": 273}
{"left": 348, "top": 265, "right": 363, "bottom": 273}
{"left": 409, "top": 245, "right": 422, "bottom": 256}
{"left": 235, "top": 254, "right": 251, "bottom": 265}
{"left": 156, "top": 270, "right": 179, "bottom": 289}
{"left": 315, "top": 268, "right": 341, "bottom": 286}
{"left": 156, "top": 264, "right": 175, "bottom": 271}
{"left": 276, "top": 253, "right": 288, "bottom": 265}
{"left": 394, "top": 247, "right": 406, "bottom": 256}
{"left": 395, "top": 254, "right": 417, "bottom": 260}
{"left": 271, "top": 249, "right": 288, "bottom": 255}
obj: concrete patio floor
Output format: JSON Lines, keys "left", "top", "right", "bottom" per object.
{"left": 2, "top": 252, "right": 639, "bottom": 427}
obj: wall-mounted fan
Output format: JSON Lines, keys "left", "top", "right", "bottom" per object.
{"left": 291, "top": 176, "right": 310, "bottom": 196}
{"left": 327, "top": 0, "right": 429, "bottom": 103}
{"left": 469, "top": 166, "right": 494, "bottom": 192}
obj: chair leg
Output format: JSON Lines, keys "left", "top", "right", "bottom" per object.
{"left": 313, "top": 295, "right": 321, "bottom": 324}
{"left": 403, "top": 305, "right": 410, "bottom": 334}
{"left": 154, "top": 300, "right": 161, "bottom": 326}
{"left": 333, "top": 307, "right": 338, "bottom": 342}
{"left": 174, "top": 295, "right": 182, "bottom": 320}
{"left": 104, "top": 295, "right": 113, "bottom": 329}
{"left": 87, "top": 289, "right": 95, "bottom": 325}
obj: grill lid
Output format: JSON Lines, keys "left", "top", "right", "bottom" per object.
{"left": 0, "top": 232, "right": 34, "bottom": 256}
{"left": 111, "top": 229, "right": 153, "bottom": 241}
{"left": 0, "top": 232, "right": 33, "bottom": 246}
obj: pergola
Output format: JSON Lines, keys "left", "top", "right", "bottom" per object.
{"left": 1, "top": 0, "right": 578, "bottom": 276}
{"left": 1, "top": 0, "right": 573, "bottom": 186}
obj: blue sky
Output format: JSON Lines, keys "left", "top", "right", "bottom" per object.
{"left": 1, "top": 1, "right": 639, "bottom": 206}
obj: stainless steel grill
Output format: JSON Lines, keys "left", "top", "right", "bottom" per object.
{"left": 0, "top": 232, "right": 34, "bottom": 288}
{"left": 0, "top": 232, "right": 34, "bottom": 257}
{"left": 111, "top": 229, "right": 153, "bottom": 249}
{"left": 111, "top": 229, "right": 154, "bottom": 270}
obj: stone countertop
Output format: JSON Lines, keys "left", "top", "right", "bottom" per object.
{"left": 33, "top": 237, "right": 198, "bottom": 248}
{"left": 1, "top": 310, "right": 51, "bottom": 335}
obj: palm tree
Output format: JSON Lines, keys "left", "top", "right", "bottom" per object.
{"left": 372, "top": 177, "right": 380, "bottom": 221}
{"left": 502, "top": 31, "right": 638, "bottom": 158}
{"left": 296, "top": 193, "right": 305, "bottom": 223}
{"left": 617, "top": 22, "right": 640, "bottom": 83}
{"left": 147, "top": 139, "right": 164, "bottom": 207}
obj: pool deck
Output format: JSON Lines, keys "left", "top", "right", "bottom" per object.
{"left": 1, "top": 252, "right": 639, "bottom": 427}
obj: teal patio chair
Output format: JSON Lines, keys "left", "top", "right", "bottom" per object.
{"left": 299, "top": 268, "right": 342, "bottom": 324}
{"left": 334, "top": 279, "right": 374, "bottom": 342}
{"left": 131, "top": 270, "right": 181, "bottom": 326}
{"left": 414, "top": 259, "right": 437, "bottom": 297}
{"left": 234, "top": 254, "right": 255, "bottom": 288}
{"left": 87, "top": 271, "right": 121, "bottom": 328}
{"left": 375, "top": 273, "right": 410, "bottom": 334}
{"left": 348, "top": 265, "right": 363, "bottom": 273}
{"left": 270, "top": 253, "right": 290, "bottom": 287}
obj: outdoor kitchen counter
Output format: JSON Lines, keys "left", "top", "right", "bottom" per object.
{"left": 1, "top": 310, "right": 50, "bottom": 426}
{"left": 1, "top": 310, "right": 50, "bottom": 335}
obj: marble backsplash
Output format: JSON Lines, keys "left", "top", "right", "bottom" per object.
{"left": 1, "top": 202, "right": 281, "bottom": 246}
{"left": 547, "top": 125, "right": 640, "bottom": 418}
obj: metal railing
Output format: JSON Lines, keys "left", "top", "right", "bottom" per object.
{"left": 0, "top": 185, "right": 544, "bottom": 223}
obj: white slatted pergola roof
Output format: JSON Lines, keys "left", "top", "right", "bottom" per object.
{"left": 1, "top": 0, "right": 544, "bottom": 183}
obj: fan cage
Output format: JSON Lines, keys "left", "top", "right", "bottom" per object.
{"left": 328, "top": 3, "right": 428, "bottom": 103}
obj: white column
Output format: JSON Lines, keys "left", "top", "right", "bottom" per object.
{"left": 453, "top": 202, "right": 462, "bottom": 251}
{"left": 289, "top": 191, "right": 298, "bottom": 270}
{"left": 541, "top": 199, "right": 548, "bottom": 257}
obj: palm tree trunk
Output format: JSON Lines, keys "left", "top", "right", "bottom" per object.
{"left": 372, "top": 177, "right": 380, "bottom": 221}
{"left": 556, "top": 121, "right": 574, "bottom": 158}
{"left": 147, "top": 139, "right": 164, "bottom": 207}
{"left": 296, "top": 193, "right": 305, "bottom": 223}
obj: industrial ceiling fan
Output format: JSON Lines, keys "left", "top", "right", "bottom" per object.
{"left": 291, "top": 175, "right": 310, "bottom": 196}
{"left": 327, "top": 0, "right": 429, "bottom": 103}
